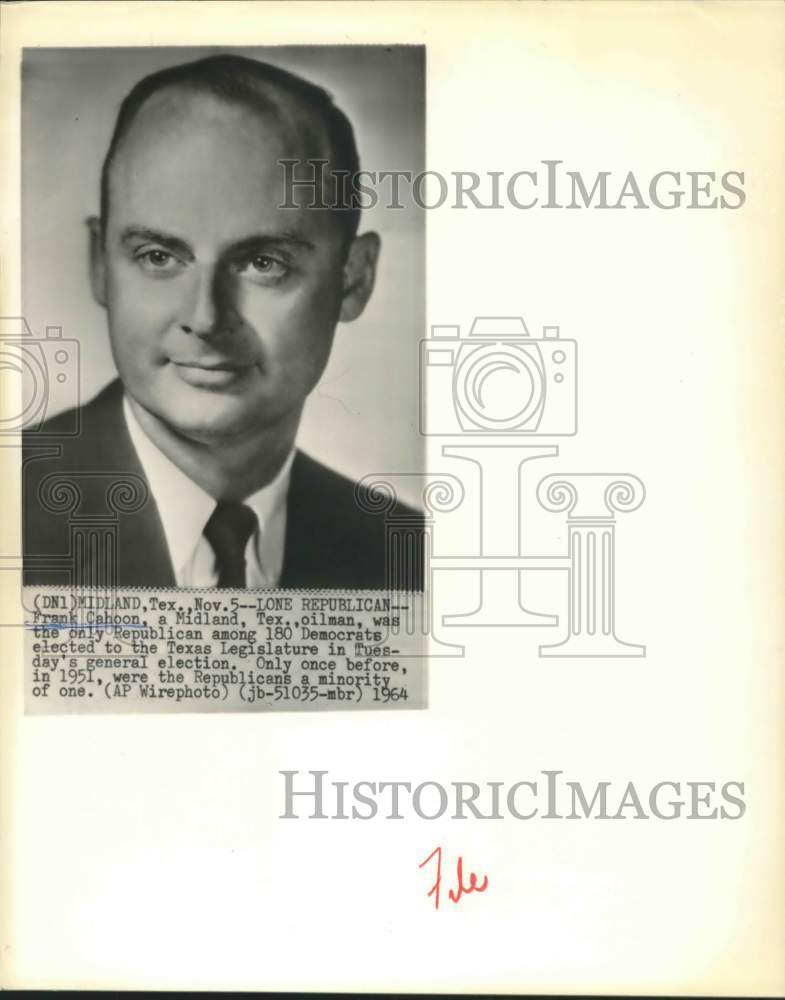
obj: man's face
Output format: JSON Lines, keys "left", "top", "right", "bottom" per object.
{"left": 94, "top": 88, "right": 361, "bottom": 442}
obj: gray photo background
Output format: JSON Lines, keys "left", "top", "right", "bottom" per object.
{"left": 21, "top": 46, "right": 425, "bottom": 504}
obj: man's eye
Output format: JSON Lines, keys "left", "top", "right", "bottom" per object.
{"left": 237, "top": 254, "right": 289, "bottom": 283}
{"left": 135, "top": 248, "right": 184, "bottom": 275}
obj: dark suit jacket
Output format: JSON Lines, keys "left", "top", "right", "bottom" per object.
{"left": 22, "top": 380, "right": 424, "bottom": 590}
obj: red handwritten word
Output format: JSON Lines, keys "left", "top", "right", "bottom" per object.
{"left": 418, "top": 846, "right": 489, "bottom": 909}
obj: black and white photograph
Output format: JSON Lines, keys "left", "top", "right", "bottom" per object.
{"left": 20, "top": 46, "right": 426, "bottom": 590}
{"left": 3, "top": 2, "right": 784, "bottom": 994}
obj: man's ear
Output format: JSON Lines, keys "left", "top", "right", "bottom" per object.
{"left": 86, "top": 216, "right": 107, "bottom": 307}
{"left": 339, "top": 231, "right": 381, "bottom": 322}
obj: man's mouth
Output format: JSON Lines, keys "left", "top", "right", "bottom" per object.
{"left": 170, "top": 358, "right": 255, "bottom": 388}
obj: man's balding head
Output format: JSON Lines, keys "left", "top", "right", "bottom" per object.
{"left": 100, "top": 54, "right": 362, "bottom": 246}
{"left": 87, "top": 53, "right": 380, "bottom": 451}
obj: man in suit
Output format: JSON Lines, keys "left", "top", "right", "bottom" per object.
{"left": 23, "top": 54, "right": 424, "bottom": 591}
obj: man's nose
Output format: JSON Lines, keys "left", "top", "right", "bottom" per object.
{"left": 179, "top": 265, "right": 238, "bottom": 337}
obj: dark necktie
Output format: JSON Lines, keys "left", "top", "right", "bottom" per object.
{"left": 203, "top": 501, "right": 258, "bottom": 588}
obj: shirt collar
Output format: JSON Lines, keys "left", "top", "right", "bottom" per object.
{"left": 122, "top": 395, "right": 294, "bottom": 579}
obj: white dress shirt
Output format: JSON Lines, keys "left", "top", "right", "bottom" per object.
{"left": 123, "top": 396, "right": 294, "bottom": 588}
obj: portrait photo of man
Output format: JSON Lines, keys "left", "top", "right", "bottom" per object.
{"left": 21, "top": 47, "right": 425, "bottom": 591}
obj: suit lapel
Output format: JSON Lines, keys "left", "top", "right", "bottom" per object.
{"left": 279, "top": 451, "right": 327, "bottom": 588}
{"left": 84, "top": 381, "right": 177, "bottom": 589}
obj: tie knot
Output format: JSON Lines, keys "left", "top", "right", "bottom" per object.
{"left": 203, "top": 501, "right": 258, "bottom": 588}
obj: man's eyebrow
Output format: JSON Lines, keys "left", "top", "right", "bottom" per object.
{"left": 119, "top": 227, "right": 316, "bottom": 256}
{"left": 229, "top": 231, "right": 316, "bottom": 254}
{"left": 120, "top": 227, "right": 193, "bottom": 259}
